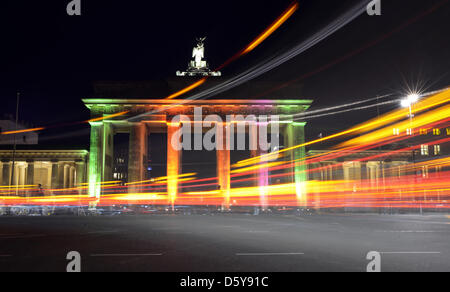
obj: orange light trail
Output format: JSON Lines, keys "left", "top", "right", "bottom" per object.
{"left": 0, "top": 111, "right": 131, "bottom": 136}
{"left": 242, "top": 2, "right": 299, "bottom": 55}
{"left": 166, "top": 78, "right": 207, "bottom": 100}
{"left": 0, "top": 127, "right": 46, "bottom": 135}
{"left": 164, "top": 1, "right": 299, "bottom": 100}
{"left": 87, "top": 111, "right": 130, "bottom": 123}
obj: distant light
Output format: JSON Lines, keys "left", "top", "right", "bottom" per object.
{"left": 401, "top": 93, "right": 420, "bottom": 108}
{"left": 407, "top": 93, "right": 420, "bottom": 103}
{"left": 401, "top": 99, "right": 410, "bottom": 108}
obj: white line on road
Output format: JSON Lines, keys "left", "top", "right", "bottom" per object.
{"left": 0, "top": 234, "right": 46, "bottom": 239}
{"left": 377, "top": 231, "right": 446, "bottom": 233}
{"left": 86, "top": 231, "right": 119, "bottom": 234}
{"left": 236, "top": 253, "right": 305, "bottom": 256}
{"left": 380, "top": 252, "right": 441, "bottom": 255}
{"left": 90, "top": 254, "right": 163, "bottom": 257}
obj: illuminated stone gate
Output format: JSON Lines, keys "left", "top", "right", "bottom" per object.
{"left": 83, "top": 99, "right": 312, "bottom": 208}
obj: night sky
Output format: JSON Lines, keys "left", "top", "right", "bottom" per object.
{"left": 1, "top": 0, "right": 449, "bottom": 148}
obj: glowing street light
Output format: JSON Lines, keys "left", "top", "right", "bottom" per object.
{"left": 401, "top": 93, "right": 420, "bottom": 108}
{"left": 401, "top": 93, "right": 421, "bottom": 184}
{"left": 401, "top": 93, "right": 420, "bottom": 124}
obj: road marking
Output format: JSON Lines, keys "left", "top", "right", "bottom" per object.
{"left": 377, "top": 230, "right": 444, "bottom": 233}
{"left": 236, "top": 253, "right": 304, "bottom": 256}
{"left": 90, "top": 253, "right": 163, "bottom": 257}
{"left": 380, "top": 252, "right": 441, "bottom": 255}
{"left": 397, "top": 220, "right": 449, "bottom": 225}
{"left": 0, "top": 234, "right": 45, "bottom": 239}
{"left": 86, "top": 231, "right": 119, "bottom": 235}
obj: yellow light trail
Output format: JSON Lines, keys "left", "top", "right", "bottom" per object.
{"left": 237, "top": 88, "right": 450, "bottom": 166}
{"left": 80, "top": 181, "right": 122, "bottom": 186}
{"left": 125, "top": 173, "right": 197, "bottom": 186}
{"left": 231, "top": 161, "right": 285, "bottom": 174}
{"left": 340, "top": 105, "right": 450, "bottom": 147}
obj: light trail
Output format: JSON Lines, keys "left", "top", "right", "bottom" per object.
{"left": 128, "top": 1, "right": 368, "bottom": 122}
{"left": 86, "top": 111, "right": 130, "bottom": 123}
{"left": 0, "top": 111, "right": 131, "bottom": 136}
{"left": 176, "top": 1, "right": 369, "bottom": 102}
{"left": 252, "top": 0, "right": 450, "bottom": 99}
{"left": 0, "top": 127, "right": 45, "bottom": 135}
{"left": 236, "top": 88, "right": 450, "bottom": 167}
{"left": 290, "top": 94, "right": 394, "bottom": 119}
{"left": 293, "top": 99, "right": 400, "bottom": 121}
{"left": 163, "top": 1, "right": 299, "bottom": 100}
{"left": 242, "top": 2, "right": 299, "bottom": 55}
{"left": 166, "top": 78, "right": 207, "bottom": 100}
{"left": 3, "top": 88, "right": 450, "bottom": 212}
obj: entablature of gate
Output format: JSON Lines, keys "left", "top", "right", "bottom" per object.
{"left": 83, "top": 99, "right": 313, "bottom": 122}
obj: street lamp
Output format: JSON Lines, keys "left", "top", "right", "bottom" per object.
{"left": 401, "top": 93, "right": 420, "bottom": 110}
{"left": 401, "top": 93, "right": 421, "bottom": 212}
{"left": 401, "top": 93, "right": 420, "bottom": 133}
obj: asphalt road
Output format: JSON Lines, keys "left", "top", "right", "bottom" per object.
{"left": 0, "top": 213, "right": 449, "bottom": 272}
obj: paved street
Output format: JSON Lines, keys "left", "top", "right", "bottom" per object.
{"left": 0, "top": 214, "right": 449, "bottom": 272}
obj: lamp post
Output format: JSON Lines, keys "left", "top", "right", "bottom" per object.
{"left": 400, "top": 93, "right": 420, "bottom": 161}
{"left": 10, "top": 92, "right": 20, "bottom": 192}
{"left": 401, "top": 93, "right": 420, "bottom": 213}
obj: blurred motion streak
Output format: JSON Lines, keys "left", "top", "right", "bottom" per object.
{"left": 1, "top": 88, "right": 450, "bottom": 212}
{"left": 165, "top": 1, "right": 299, "bottom": 100}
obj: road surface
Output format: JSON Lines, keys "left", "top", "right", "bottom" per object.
{"left": 0, "top": 213, "right": 449, "bottom": 272}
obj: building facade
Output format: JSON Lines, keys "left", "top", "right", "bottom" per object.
{"left": 0, "top": 150, "right": 88, "bottom": 189}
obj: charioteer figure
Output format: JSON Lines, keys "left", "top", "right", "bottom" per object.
{"left": 177, "top": 37, "right": 221, "bottom": 77}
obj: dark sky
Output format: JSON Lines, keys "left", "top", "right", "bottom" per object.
{"left": 0, "top": 0, "right": 449, "bottom": 147}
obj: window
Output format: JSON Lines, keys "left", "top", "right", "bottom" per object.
{"left": 447, "top": 128, "right": 450, "bottom": 135}
{"left": 406, "top": 128, "right": 413, "bottom": 136}
{"left": 420, "top": 128, "right": 429, "bottom": 135}
{"left": 433, "top": 129, "right": 441, "bottom": 136}
{"left": 421, "top": 145, "right": 429, "bottom": 156}
{"left": 434, "top": 145, "right": 441, "bottom": 155}
{"left": 393, "top": 128, "right": 400, "bottom": 136}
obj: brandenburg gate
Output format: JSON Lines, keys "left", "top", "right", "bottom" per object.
{"left": 83, "top": 98, "right": 312, "bottom": 209}
{"left": 83, "top": 38, "right": 312, "bottom": 209}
